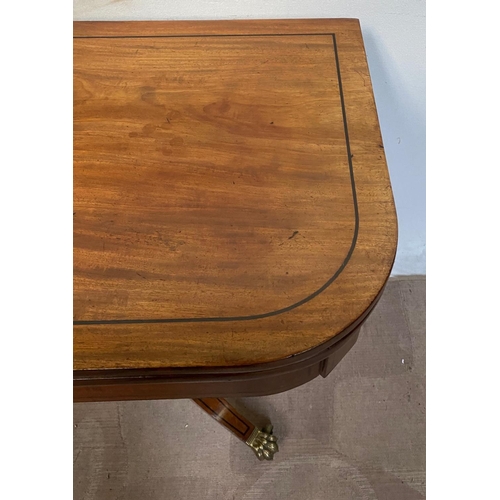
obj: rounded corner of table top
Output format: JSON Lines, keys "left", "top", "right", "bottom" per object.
{"left": 73, "top": 18, "right": 397, "bottom": 374}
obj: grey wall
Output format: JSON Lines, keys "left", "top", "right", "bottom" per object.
{"left": 74, "top": 1, "right": 426, "bottom": 275}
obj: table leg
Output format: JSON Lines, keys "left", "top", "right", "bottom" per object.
{"left": 193, "top": 398, "right": 279, "bottom": 461}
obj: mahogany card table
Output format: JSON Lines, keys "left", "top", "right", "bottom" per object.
{"left": 73, "top": 19, "right": 397, "bottom": 460}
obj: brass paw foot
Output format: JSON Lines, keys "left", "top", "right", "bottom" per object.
{"left": 193, "top": 398, "right": 279, "bottom": 461}
{"left": 246, "top": 424, "right": 279, "bottom": 461}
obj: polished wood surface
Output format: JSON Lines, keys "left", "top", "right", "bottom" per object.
{"left": 74, "top": 20, "right": 397, "bottom": 384}
{"left": 74, "top": 320, "right": 365, "bottom": 402}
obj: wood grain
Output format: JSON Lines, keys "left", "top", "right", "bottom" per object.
{"left": 73, "top": 321, "right": 365, "bottom": 402}
{"left": 73, "top": 19, "right": 397, "bottom": 378}
{"left": 74, "top": 34, "right": 354, "bottom": 322}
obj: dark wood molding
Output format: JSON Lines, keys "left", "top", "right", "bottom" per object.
{"left": 74, "top": 282, "right": 384, "bottom": 402}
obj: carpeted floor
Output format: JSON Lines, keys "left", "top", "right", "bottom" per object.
{"left": 74, "top": 277, "right": 425, "bottom": 499}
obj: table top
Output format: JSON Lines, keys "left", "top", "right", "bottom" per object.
{"left": 73, "top": 19, "right": 397, "bottom": 374}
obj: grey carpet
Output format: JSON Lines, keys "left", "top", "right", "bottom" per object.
{"left": 74, "top": 277, "right": 425, "bottom": 499}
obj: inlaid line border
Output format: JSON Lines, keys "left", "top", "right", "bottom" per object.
{"left": 194, "top": 398, "right": 250, "bottom": 438}
{"left": 73, "top": 33, "right": 359, "bottom": 326}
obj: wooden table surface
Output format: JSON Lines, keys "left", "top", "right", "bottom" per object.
{"left": 73, "top": 19, "right": 397, "bottom": 401}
